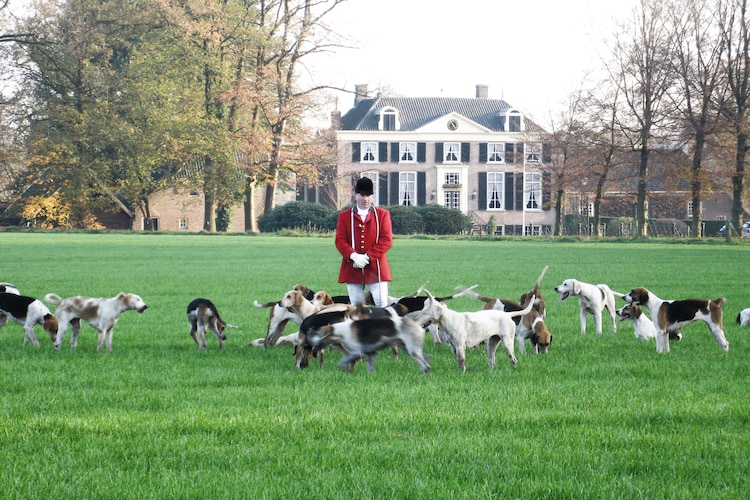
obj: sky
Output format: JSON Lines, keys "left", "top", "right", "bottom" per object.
{"left": 304, "top": 0, "right": 639, "bottom": 128}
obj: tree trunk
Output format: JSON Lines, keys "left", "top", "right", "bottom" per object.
{"left": 636, "top": 145, "right": 649, "bottom": 238}
{"left": 244, "top": 177, "right": 257, "bottom": 233}
{"left": 732, "top": 131, "right": 748, "bottom": 230}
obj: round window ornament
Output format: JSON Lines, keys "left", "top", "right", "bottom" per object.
{"left": 447, "top": 119, "right": 459, "bottom": 131}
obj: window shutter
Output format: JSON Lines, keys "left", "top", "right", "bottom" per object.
{"left": 543, "top": 172, "right": 551, "bottom": 211}
{"left": 461, "top": 143, "right": 470, "bottom": 163}
{"left": 543, "top": 143, "right": 552, "bottom": 163}
{"left": 515, "top": 173, "right": 523, "bottom": 211}
{"left": 378, "top": 142, "right": 388, "bottom": 163}
{"left": 391, "top": 142, "right": 399, "bottom": 163}
{"left": 379, "top": 172, "right": 388, "bottom": 205}
{"left": 417, "top": 143, "right": 426, "bottom": 163}
{"left": 352, "top": 142, "right": 361, "bottom": 162}
{"left": 505, "top": 143, "right": 515, "bottom": 164}
{"left": 390, "top": 172, "right": 399, "bottom": 205}
{"left": 435, "top": 143, "right": 443, "bottom": 162}
{"left": 478, "top": 172, "right": 487, "bottom": 209}
{"left": 505, "top": 173, "right": 515, "bottom": 210}
{"left": 479, "top": 143, "right": 487, "bottom": 163}
{"left": 418, "top": 172, "right": 426, "bottom": 205}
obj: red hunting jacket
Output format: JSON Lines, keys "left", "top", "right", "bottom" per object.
{"left": 335, "top": 206, "right": 393, "bottom": 284}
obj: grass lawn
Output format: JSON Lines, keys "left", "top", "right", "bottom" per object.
{"left": 1, "top": 231, "right": 748, "bottom": 499}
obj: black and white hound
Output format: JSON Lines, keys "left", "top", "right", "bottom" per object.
{"left": 0, "top": 292, "right": 58, "bottom": 347}
{"left": 623, "top": 287, "right": 728, "bottom": 353}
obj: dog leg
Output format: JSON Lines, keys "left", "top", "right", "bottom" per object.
{"left": 707, "top": 324, "right": 729, "bottom": 351}
{"left": 338, "top": 352, "right": 361, "bottom": 372}
{"left": 579, "top": 307, "right": 588, "bottom": 335}
{"left": 501, "top": 333, "right": 518, "bottom": 367}
{"left": 486, "top": 337, "right": 499, "bottom": 370}
{"left": 593, "top": 310, "right": 603, "bottom": 335}
{"left": 366, "top": 353, "right": 377, "bottom": 372}
{"left": 23, "top": 325, "right": 40, "bottom": 347}
{"left": 656, "top": 330, "right": 670, "bottom": 353}
{"left": 96, "top": 328, "right": 106, "bottom": 351}
{"left": 516, "top": 334, "right": 527, "bottom": 355}
{"left": 70, "top": 319, "right": 81, "bottom": 349}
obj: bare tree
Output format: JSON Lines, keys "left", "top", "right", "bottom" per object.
{"left": 670, "top": 0, "right": 726, "bottom": 238}
{"left": 718, "top": 0, "right": 750, "bottom": 234}
{"left": 607, "top": 0, "right": 677, "bottom": 238}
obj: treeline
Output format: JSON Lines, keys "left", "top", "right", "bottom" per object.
{"left": 0, "top": 0, "right": 344, "bottom": 231}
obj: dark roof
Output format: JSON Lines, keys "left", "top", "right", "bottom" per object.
{"left": 340, "top": 96, "right": 547, "bottom": 133}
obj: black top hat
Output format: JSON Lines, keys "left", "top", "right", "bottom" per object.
{"left": 355, "top": 177, "right": 374, "bottom": 195}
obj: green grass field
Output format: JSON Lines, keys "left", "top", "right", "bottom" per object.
{"left": 1, "top": 232, "right": 749, "bottom": 499}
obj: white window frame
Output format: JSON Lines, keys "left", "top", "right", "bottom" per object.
{"left": 399, "top": 142, "right": 417, "bottom": 163}
{"left": 687, "top": 201, "right": 694, "bottom": 219}
{"left": 444, "top": 172, "right": 461, "bottom": 185}
{"left": 580, "top": 201, "right": 594, "bottom": 216}
{"left": 487, "top": 172, "right": 504, "bottom": 210}
{"left": 399, "top": 172, "right": 416, "bottom": 206}
{"left": 443, "top": 142, "right": 460, "bottom": 163}
{"left": 524, "top": 172, "right": 542, "bottom": 211}
{"left": 361, "top": 142, "right": 378, "bottom": 163}
{"left": 524, "top": 224, "right": 542, "bottom": 236}
{"left": 488, "top": 143, "right": 505, "bottom": 163}
{"left": 179, "top": 218, "right": 188, "bottom": 230}
{"left": 443, "top": 190, "right": 460, "bottom": 209}
{"left": 525, "top": 143, "right": 542, "bottom": 163}
{"left": 361, "top": 172, "right": 380, "bottom": 206}
{"left": 379, "top": 107, "right": 400, "bottom": 131}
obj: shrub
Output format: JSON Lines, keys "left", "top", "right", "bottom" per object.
{"left": 415, "top": 205, "right": 473, "bottom": 235}
{"left": 257, "top": 201, "right": 337, "bottom": 232}
{"left": 386, "top": 205, "right": 425, "bottom": 234}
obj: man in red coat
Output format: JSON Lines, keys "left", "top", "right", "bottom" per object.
{"left": 335, "top": 177, "right": 393, "bottom": 307}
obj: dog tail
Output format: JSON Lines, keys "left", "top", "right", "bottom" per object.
{"left": 535, "top": 265, "right": 549, "bottom": 289}
{"left": 254, "top": 300, "right": 277, "bottom": 309}
{"left": 44, "top": 293, "right": 63, "bottom": 305}
{"left": 611, "top": 291, "right": 626, "bottom": 299}
{"left": 506, "top": 295, "right": 536, "bottom": 319}
{"left": 713, "top": 297, "right": 726, "bottom": 308}
{"left": 410, "top": 281, "right": 429, "bottom": 297}
{"left": 245, "top": 338, "right": 266, "bottom": 347}
{"left": 454, "top": 285, "right": 495, "bottom": 303}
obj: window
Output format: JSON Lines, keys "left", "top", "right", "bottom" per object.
{"left": 379, "top": 107, "right": 399, "bottom": 131}
{"left": 361, "top": 142, "right": 377, "bottom": 162}
{"left": 524, "top": 173, "right": 542, "bottom": 210}
{"left": 444, "top": 190, "right": 460, "bottom": 209}
{"left": 179, "top": 218, "right": 188, "bottom": 230}
{"left": 399, "top": 142, "right": 417, "bottom": 162}
{"left": 687, "top": 201, "right": 694, "bottom": 218}
{"left": 524, "top": 225, "right": 542, "bottom": 236}
{"left": 399, "top": 172, "right": 416, "bottom": 206}
{"left": 488, "top": 143, "right": 504, "bottom": 163}
{"left": 445, "top": 172, "right": 460, "bottom": 185}
{"left": 487, "top": 172, "right": 504, "bottom": 210}
{"left": 580, "top": 201, "right": 594, "bottom": 216}
{"left": 362, "top": 172, "right": 379, "bottom": 205}
{"left": 444, "top": 142, "right": 460, "bottom": 162}
{"left": 525, "top": 143, "right": 542, "bottom": 163}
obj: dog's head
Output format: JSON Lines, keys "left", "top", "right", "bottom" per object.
{"left": 311, "top": 291, "right": 334, "bottom": 306}
{"left": 43, "top": 313, "right": 59, "bottom": 342}
{"left": 554, "top": 279, "right": 579, "bottom": 301}
{"left": 0, "top": 283, "right": 19, "bottom": 295}
{"left": 307, "top": 324, "right": 334, "bottom": 348}
{"left": 526, "top": 312, "right": 551, "bottom": 353}
{"left": 616, "top": 303, "right": 640, "bottom": 322}
{"left": 120, "top": 293, "right": 148, "bottom": 313}
{"left": 293, "top": 284, "right": 315, "bottom": 301}
{"left": 623, "top": 287, "right": 650, "bottom": 306}
{"left": 412, "top": 290, "right": 445, "bottom": 328}
{"left": 280, "top": 290, "right": 306, "bottom": 310}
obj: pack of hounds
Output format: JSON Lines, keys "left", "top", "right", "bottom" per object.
{"left": 1, "top": 269, "right": 746, "bottom": 372}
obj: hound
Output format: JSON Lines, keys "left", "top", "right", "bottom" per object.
{"left": 414, "top": 290, "right": 535, "bottom": 372}
{"left": 623, "top": 287, "right": 728, "bottom": 353}
{"left": 44, "top": 292, "right": 147, "bottom": 351}
{"left": 616, "top": 303, "right": 657, "bottom": 341}
{"left": 187, "top": 298, "right": 236, "bottom": 350}
{"left": 554, "top": 279, "right": 622, "bottom": 335}
{"left": 0, "top": 283, "right": 20, "bottom": 295}
{"left": 736, "top": 308, "right": 750, "bottom": 327}
{"left": 459, "top": 286, "right": 552, "bottom": 354}
{"left": 307, "top": 315, "right": 431, "bottom": 373}
{"left": 0, "top": 292, "right": 58, "bottom": 347}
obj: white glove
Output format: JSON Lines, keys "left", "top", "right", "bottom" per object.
{"left": 350, "top": 252, "right": 370, "bottom": 269}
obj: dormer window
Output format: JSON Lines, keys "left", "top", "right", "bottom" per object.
{"left": 501, "top": 109, "right": 524, "bottom": 132}
{"left": 379, "top": 107, "right": 400, "bottom": 131}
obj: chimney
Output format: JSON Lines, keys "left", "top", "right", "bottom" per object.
{"left": 354, "top": 84, "right": 368, "bottom": 106}
{"left": 330, "top": 110, "right": 342, "bottom": 130}
{"left": 476, "top": 84, "right": 488, "bottom": 99}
